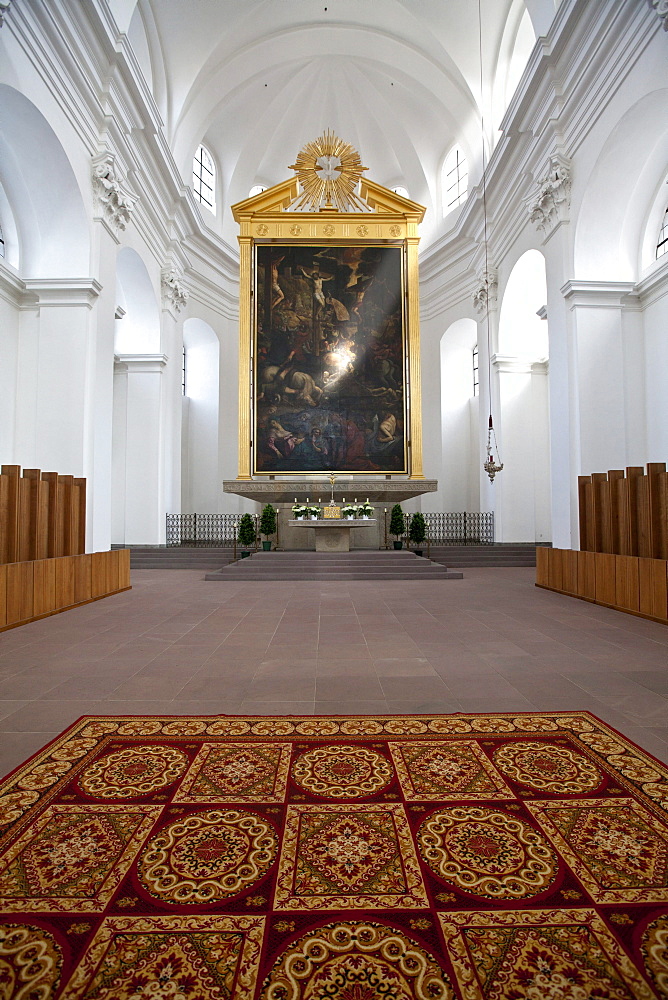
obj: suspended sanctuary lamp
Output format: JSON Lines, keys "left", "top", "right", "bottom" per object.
{"left": 477, "top": 0, "right": 503, "bottom": 484}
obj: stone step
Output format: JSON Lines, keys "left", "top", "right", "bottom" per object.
{"left": 205, "top": 550, "right": 463, "bottom": 581}
{"left": 118, "top": 546, "right": 235, "bottom": 569}
{"left": 428, "top": 544, "right": 538, "bottom": 567}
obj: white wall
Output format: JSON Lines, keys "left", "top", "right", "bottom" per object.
{"left": 182, "top": 318, "right": 220, "bottom": 512}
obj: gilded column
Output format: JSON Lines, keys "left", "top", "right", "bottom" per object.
{"left": 406, "top": 234, "right": 424, "bottom": 479}
{"left": 237, "top": 235, "right": 253, "bottom": 479}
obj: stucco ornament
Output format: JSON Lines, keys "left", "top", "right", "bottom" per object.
{"left": 161, "top": 268, "right": 189, "bottom": 313}
{"left": 91, "top": 153, "right": 137, "bottom": 232}
{"left": 529, "top": 157, "right": 571, "bottom": 235}
{"left": 648, "top": 0, "right": 668, "bottom": 30}
{"left": 472, "top": 270, "right": 498, "bottom": 315}
{"left": 0, "top": 1, "right": 12, "bottom": 27}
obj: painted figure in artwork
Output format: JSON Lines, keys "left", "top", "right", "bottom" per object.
{"left": 299, "top": 264, "right": 333, "bottom": 315}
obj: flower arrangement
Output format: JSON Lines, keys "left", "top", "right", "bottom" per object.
{"left": 341, "top": 503, "right": 358, "bottom": 518}
{"left": 306, "top": 505, "right": 321, "bottom": 519}
{"left": 359, "top": 500, "right": 374, "bottom": 517}
{"left": 291, "top": 502, "right": 307, "bottom": 519}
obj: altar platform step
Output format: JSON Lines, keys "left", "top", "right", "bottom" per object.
{"left": 205, "top": 550, "right": 463, "bottom": 581}
{"left": 115, "top": 546, "right": 236, "bottom": 570}
{"left": 428, "top": 543, "right": 540, "bottom": 567}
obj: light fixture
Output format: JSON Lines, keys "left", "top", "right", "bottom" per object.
{"left": 478, "top": 0, "right": 503, "bottom": 484}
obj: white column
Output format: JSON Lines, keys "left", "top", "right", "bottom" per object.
{"left": 494, "top": 356, "right": 550, "bottom": 542}
{"left": 13, "top": 279, "right": 101, "bottom": 473}
{"left": 86, "top": 224, "right": 121, "bottom": 551}
{"left": 561, "top": 281, "right": 643, "bottom": 475}
{"left": 160, "top": 312, "right": 183, "bottom": 520}
{"left": 112, "top": 354, "right": 167, "bottom": 545}
{"left": 473, "top": 272, "right": 500, "bottom": 529}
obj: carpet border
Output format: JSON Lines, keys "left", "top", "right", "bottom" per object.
{"left": 1, "top": 711, "right": 667, "bottom": 846}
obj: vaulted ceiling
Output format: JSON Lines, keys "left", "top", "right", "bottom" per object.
{"left": 114, "top": 0, "right": 560, "bottom": 246}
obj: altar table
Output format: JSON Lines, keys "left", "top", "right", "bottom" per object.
{"left": 288, "top": 518, "right": 377, "bottom": 552}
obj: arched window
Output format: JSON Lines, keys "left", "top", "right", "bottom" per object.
{"left": 657, "top": 206, "right": 668, "bottom": 260}
{"left": 442, "top": 146, "right": 468, "bottom": 215}
{"left": 192, "top": 144, "right": 216, "bottom": 212}
{"left": 249, "top": 185, "right": 266, "bottom": 198}
{"left": 392, "top": 186, "right": 409, "bottom": 199}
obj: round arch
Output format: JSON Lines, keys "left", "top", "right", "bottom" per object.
{"left": 574, "top": 89, "right": 668, "bottom": 281}
{"left": 115, "top": 247, "right": 160, "bottom": 353}
{"left": 0, "top": 84, "right": 89, "bottom": 277}
{"left": 498, "top": 249, "right": 548, "bottom": 358}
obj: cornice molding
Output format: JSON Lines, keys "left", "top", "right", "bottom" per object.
{"left": 636, "top": 258, "right": 668, "bottom": 306}
{"left": 0, "top": 261, "right": 24, "bottom": 306}
{"left": 114, "top": 353, "right": 169, "bottom": 374}
{"left": 22, "top": 278, "right": 102, "bottom": 309}
{"left": 560, "top": 279, "right": 639, "bottom": 309}
{"left": 492, "top": 354, "right": 549, "bottom": 375}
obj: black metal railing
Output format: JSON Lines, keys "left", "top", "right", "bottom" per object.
{"left": 167, "top": 511, "right": 494, "bottom": 548}
{"left": 166, "top": 513, "right": 241, "bottom": 547}
{"left": 422, "top": 512, "right": 494, "bottom": 545}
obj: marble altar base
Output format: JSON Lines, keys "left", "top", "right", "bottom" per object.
{"left": 288, "top": 518, "right": 377, "bottom": 552}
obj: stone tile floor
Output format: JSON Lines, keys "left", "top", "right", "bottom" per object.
{"left": 0, "top": 567, "right": 666, "bottom": 779}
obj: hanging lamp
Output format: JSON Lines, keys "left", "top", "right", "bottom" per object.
{"left": 477, "top": 0, "right": 503, "bottom": 484}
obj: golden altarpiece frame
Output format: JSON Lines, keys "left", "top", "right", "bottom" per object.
{"left": 230, "top": 134, "right": 430, "bottom": 498}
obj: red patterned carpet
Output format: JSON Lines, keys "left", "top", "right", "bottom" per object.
{"left": 0, "top": 712, "right": 667, "bottom": 999}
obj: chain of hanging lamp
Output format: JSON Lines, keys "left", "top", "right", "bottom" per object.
{"left": 478, "top": 0, "right": 503, "bottom": 484}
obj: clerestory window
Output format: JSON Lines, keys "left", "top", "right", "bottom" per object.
{"left": 657, "top": 206, "right": 668, "bottom": 260}
{"left": 193, "top": 144, "right": 216, "bottom": 212}
{"left": 443, "top": 146, "right": 468, "bottom": 214}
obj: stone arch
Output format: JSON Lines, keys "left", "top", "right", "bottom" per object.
{"left": 115, "top": 246, "right": 160, "bottom": 353}
{"left": 574, "top": 89, "right": 668, "bottom": 281}
{"left": 495, "top": 249, "right": 550, "bottom": 543}
{"left": 498, "top": 248, "right": 548, "bottom": 358}
{"left": 0, "top": 84, "right": 89, "bottom": 277}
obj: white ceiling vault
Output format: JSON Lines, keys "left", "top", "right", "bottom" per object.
{"left": 114, "top": 0, "right": 560, "bottom": 247}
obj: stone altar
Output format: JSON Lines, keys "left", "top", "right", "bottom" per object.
{"left": 289, "top": 518, "right": 377, "bottom": 552}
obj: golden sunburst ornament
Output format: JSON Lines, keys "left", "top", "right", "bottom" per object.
{"left": 289, "top": 130, "right": 369, "bottom": 212}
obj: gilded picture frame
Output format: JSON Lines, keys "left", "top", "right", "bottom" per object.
{"left": 253, "top": 242, "right": 407, "bottom": 475}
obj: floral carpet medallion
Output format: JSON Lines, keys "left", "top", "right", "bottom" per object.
{"left": 291, "top": 744, "right": 393, "bottom": 798}
{"left": 77, "top": 745, "right": 188, "bottom": 799}
{"left": 174, "top": 743, "right": 291, "bottom": 803}
{"left": 0, "top": 923, "right": 63, "bottom": 998}
{"left": 0, "top": 711, "right": 667, "bottom": 998}
{"left": 417, "top": 806, "right": 559, "bottom": 900}
{"left": 389, "top": 741, "right": 514, "bottom": 801}
{"left": 525, "top": 797, "right": 668, "bottom": 903}
{"left": 274, "top": 803, "right": 428, "bottom": 910}
{"left": 492, "top": 741, "right": 603, "bottom": 794}
{"left": 138, "top": 809, "right": 279, "bottom": 905}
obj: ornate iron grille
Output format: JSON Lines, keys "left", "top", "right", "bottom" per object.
{"left": 422, "top": 512, "right": 494, "bottom": 545}
{"left": 166, "top": 513, "right": 240, "bottom": 547}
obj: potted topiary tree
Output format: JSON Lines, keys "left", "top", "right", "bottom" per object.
{"left": 409, "top": 512, "right": 426, "bottom": 556}
{"left": 259, "top": 503, "right": 277, "bottom": 551}
{"left": 238, "top": 513, "right": 256, "bottom": 558}
{"left": 389, "top": 503, "right": 405, "bottom": 549}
